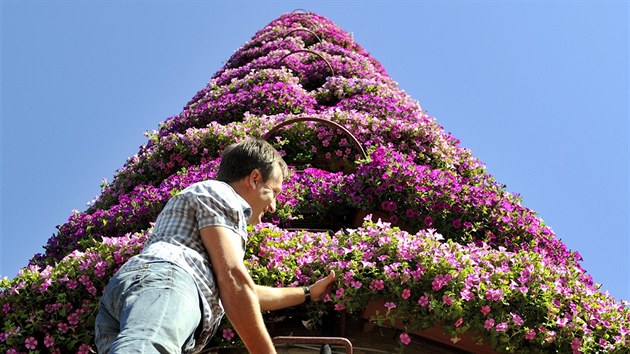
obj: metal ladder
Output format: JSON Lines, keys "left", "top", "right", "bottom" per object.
{"left": 273, "top": 336, "right": 353, "bottom": 354}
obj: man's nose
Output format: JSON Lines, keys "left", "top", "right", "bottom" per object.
{"left": 267, "top": 199, "right": 277, "bottom": 213}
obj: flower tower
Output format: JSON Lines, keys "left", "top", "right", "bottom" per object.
{"left": 1, "top": 11, "right": 628, "bottom": 354}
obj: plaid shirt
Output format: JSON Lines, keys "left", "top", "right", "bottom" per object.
{"left": 130, "top": 180, "right": 251, "bottom": 352}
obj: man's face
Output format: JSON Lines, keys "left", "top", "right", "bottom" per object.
{"left": 248, "top": 165, "right": 283, "bottom": 225}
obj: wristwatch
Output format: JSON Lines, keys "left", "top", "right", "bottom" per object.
{"left": 303, "top": 286, "right": 311, "bottom": 304}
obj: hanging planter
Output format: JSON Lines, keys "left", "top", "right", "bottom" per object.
{"left": 362, "top": 298, "right": 497, "bottom": 354}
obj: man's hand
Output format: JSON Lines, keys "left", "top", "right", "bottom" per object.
{"left": 309, "top": 270, "right": 336, "bottom": 302}
{"left": 254, "top": 270, "right": 336, "bottom": 311}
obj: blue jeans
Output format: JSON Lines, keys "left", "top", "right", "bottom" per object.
{"left": 95, "top": 261, "right": 202, "bottom": 353}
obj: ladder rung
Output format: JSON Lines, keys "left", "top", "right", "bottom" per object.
{"left": 272, "top": 336, "right": 353, "bottom": 354}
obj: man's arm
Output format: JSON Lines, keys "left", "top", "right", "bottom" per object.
{"left": 255, "top": 271, "right": 336, "bottom": 311}
{"left": 200, "top": 226, "right": 276, "bottom": 354}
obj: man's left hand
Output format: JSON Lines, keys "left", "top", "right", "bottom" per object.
{"left": 309, "top": 270, "right": 336, "bottom": 302}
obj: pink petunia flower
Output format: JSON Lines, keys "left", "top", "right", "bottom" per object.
{"left": 452, "top": 218, "right": 462, "bottom": 228}
{"left": 381, "top": 200, "right": 398, "bottom": 212}
{"left": 66, "top": 279, "right": 78, "bottom": 289}
{"left": 401, "top": 288, "right": 411, "bottom": 299}
{"left": 418, "top": 294, "right": 429, "bottom": 307}
{"left": 432, "top": 274, "right": 452, "bottom": 291}
{"left": 442, "top": 295, "right": 453, "bottom": 306}
{"left": 24, "top": 336, "right": 37, "bottom": 350}
{"left": 39, "top": 278, "right": 53, "bottom": 293}
{"left": 455, "top": 317, "right": 464, "bottom": 328}
{"left": 571, "top": 337, "right": 582, "bottom": 354}
{"left": 57, "top": 322, "right": 69, "bottom": 333}
{"left": 525, "top": 328, "right": 537, "bottom": 340}
{"left": 484, "top": 318, "right": 495, "bottom": 330}
{"left": 222, "top": 328, "right": 235, "bottom": 341}
{"left": 370, "top": 279, "right": 384, "bottom": 291}
{"left": 485, "top": 288, "right": 503, "bottom": 301}
{"left": 496, "top": 322, "right": 508, "bottom": 332}
{"left": 480, "top": 305, "right": 491, "bottom": 316}
{"left": 77, "top": 343, "right": 92, "bottom": 354}
{"left": 510, "top": 312, "right": 524, "bottom": 326}
{"left": 460, "top": 288, "right": 474, "bottom": 301}
{"left": 44, "top": 333, "right": 55, "bottom": 347}
{"left": 399, "top": 333, "right": 411, "bottom": 345}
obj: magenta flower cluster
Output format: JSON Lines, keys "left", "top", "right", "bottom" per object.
{"left": 342, "top": 146, "right": 581, "bottom": 269}
{"left": 1, "top": 232, "right": 148, "bottom": 353}
{"left": 242, "top": 221, "right": 629, "bottom": 353}
{"left": 32, "top": 158, "right": 221, "bottom": 266}
{"left": 2, "top": 11, "right": 628, "bottom": 354}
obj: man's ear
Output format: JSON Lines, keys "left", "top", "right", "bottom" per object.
{"left": 249, "top": 169, "right": 261, "bottom": 189}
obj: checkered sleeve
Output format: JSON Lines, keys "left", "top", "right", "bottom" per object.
{"left": 187, "top": 181, "right": 247, "bottom": 236}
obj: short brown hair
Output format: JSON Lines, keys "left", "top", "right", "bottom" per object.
{"left": 216, "top": 139, "right": 288, "bottom": 183}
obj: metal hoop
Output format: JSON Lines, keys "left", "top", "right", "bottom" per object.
{"left": 263, "top": 116, "right": 366, "bottom": 160}
{"left": 275, "top": 50, "right": 335, "bottom": 78}
{"left": 283, "top": 28, "right": 322, "bottom": 45}
{"left": 288, "top": 9, "right": 320, "bottom": 33}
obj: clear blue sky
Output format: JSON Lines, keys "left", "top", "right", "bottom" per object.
{"left": 2, "top": 1, "right": 628, "bottom": 302}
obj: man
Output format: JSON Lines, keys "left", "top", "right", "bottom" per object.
{"left": 95, "top": 138, "right": 336, "bottom": 354}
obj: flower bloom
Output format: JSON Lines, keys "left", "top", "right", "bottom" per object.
{"left": 460, "top": 288, "right": 474, "bottom": 301}
{"left": 418, "top": 295, "right": 429, "bottom": 307}
{"left": 545, "top": 330, "right": 557, "bottom": 343}
{"left": 401, "top": 288, "right": 411, "bottom": 299}
{"left": 557, "top": 317, "right": 569, "bottom": 327}
{"left": 66, "top": 279, "right": 78, "bottom": 289}
{"left": 484, "top": 318, "right": 495, "bottom": 330}
{"left": 24, "top": 336, "right": 38, "bottom": 350}
{"left": 432, "top": 274, "right": 452, "bottom": 291}
{"left": 485, "top": 288, "right": 503, "bottom": 301}
{"left": 399, "top": 333, "right": 411, "bottom": 345}
{"left": 68, "top": 312, "right": 80, "bottom": 325}
{"left": 384, "top": 301, "right": 397, "bottom": 309}
{"left": 39, "top": 278, "right": 53, "bottom": 293}
{"left": 57, "top": 322, "right": 69, "bottom": 333}
{"left": 480, "top": 305, "right": 491, "bottom": 316}
{"left": 442, "top": 295, "right": 453, "bottom": 306}
{"left": 222, "top": 328, "right": 235, "bottom": 341}
{"left": 510, "top": 312, "right": 524, "bottom": 326}
{"left": 44, "top": 333, "right": 55, "bottom": 347}
{"left": 452, "top": 218, "right": 462, "bottom": 228}
{"left": 77, "top": 343, "right": 92, "bottom": 354}
{"left": 525, "top": 329, "right": 537, "bottom": 340}
{"left": 496, "top": 322, "right": 508, "bottom": 332}
{"left": 381, "top": 200, "right": 397, "bottom": 212}
{"left": 455, "top": 317, "right": 464, "bottom": 328}
{"left": 370, "top": 279, "right": 384, "bottom": 291}
{"left": 571, "top": 337, "right": 582, "bottom": 354}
